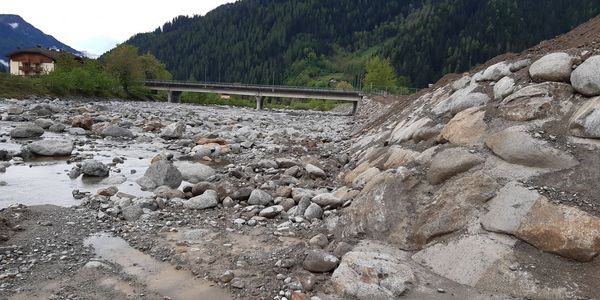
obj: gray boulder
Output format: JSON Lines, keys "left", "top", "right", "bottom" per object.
{"left": 569, "top": 96, "right": 600, "bottom": 138}
{"left": 174, "top": 161, "right": 216, "bottom": 184}
{"left": 34, "top": 119, "right": 54, "bottom": 129}
{"left": 27, "top": 140, "right": 73, "bottom": 156}
{"left": 427, "top": 148, "right": 484, "bottom": 185}
{"left": 248, "top": 189, "right": 273, "bottom": 206}
{"left": 101, "top": 125, "right": 134, "bottom": 138}
{"left": 493, "top": 76, "right": 515, "bottom": 100}
{"left": 486, "top": 126, "right": 578, "bottom": 169}
{"left": 571, "top": 55, "right": 600, "bottom": 96}
{"left": 305, "top": 164, "right": 326, "bottom": 179}
{"left": 529, "top": 52, "right": 573, "bottom": 82}
{"left": 259, "top": 205, "right": 284, "bottom": 218}
{"left": 312, "top": 193, "right": 344, "bottom": 208}
{"left": 10, "top": 124, "right": 44, "bottom": 138}
{"left": 432, "top": 86, "right": 490, "bottom": 116}
{"left": 48, "top": 123, "right": 66, "bottom": 133}
{"left": 161, "top": 122, "right": 186, "bottom": 139}
{"left": 303, "top": 250, "right": 339, "bottom": 273}
{"left": 136, "top": 160, "right": 183, "bottom": 190}
{"left": 304, "top": 203, "right": 323, "bottom": 220}
{"left": 184, "top": 190, "right": 218, "bottom": 210}
{"left": 81, "top": 160, "right": 110, "bottom": 177}
{"left": 479, "top": 62, "right": 511, "bottom": 81}
{"left": 122, "top": 205, "right": 144, "bottom": 221}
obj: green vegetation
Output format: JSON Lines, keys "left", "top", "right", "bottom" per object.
{"left": 0, "top": 45, "right": 171, "bottom": 99}
{"left": 126, "top": 0, "right": 599, "bottom": 88}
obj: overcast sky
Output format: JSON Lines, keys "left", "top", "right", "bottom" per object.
{"left": 4, "top": 0, "right": 236, "bottom": 55}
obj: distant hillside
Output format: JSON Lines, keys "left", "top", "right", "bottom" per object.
{"left": 0, "top": 14, "right": 79, "bottom": 63}
{"left": 125, "top": 0, "right": 599, "bottom": 88}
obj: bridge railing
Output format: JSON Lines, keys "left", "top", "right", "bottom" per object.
{"left": 143, "top": 80, "right": 363, "bottom": 94}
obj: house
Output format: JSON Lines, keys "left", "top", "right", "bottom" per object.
{"left": 6, "top": 47, "right": 81, "bottom": 76}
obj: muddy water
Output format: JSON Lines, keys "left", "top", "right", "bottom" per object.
{"left": 85, "top": 233, "right": 231, "bottom": 300}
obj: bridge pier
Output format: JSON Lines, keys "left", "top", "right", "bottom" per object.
{"left": 256, "top": 96, "right": 264, "bottom": 110}
{"left": 351, "top": 101, "right": 359, "bottom": 116}
{"left": 168, "top": 91, "right": 182, "bottom": 103}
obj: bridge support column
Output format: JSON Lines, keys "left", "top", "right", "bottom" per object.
{"left": 168, "top": 91, "right": 182, "bottom": 103}
{"left": 351, "top": 101, "right": 359, "bottom": 116}
{"left": 256, "top": 96, "right": 264, "bottom": 110}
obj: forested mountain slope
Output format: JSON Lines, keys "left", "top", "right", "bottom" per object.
{"left": 126, "top": 0, "right": 600, "bottom": 87}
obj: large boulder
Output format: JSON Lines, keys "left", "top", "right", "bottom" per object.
{"left": 529, "top": 52, "right": 573, "bottom": 82}
{"left": 571, "top": 55, "right": 600, "bottom": 96}
{"left": 382, "top": 147, "right": 420, "bottom": 169}
{"left": 305, "top": 164, "right": 326, "bottom": 179}
{"left": 515, "top": 198, "right": 600, "bottom": 262}
{"left": 184, "top": 190, "right": 218, "bottom": 210}
{"left": 569, "top": 96, "right": 600, "bottom": 138}
{"left": 479, "top": 61, "right": 512, "bottom": 82}
{"left": 312, "top": 193, "right": 344, "bottom": 208}
{"left": 499, "top": 82, "right": 572, "bottom": 121}
{"left": 248, "top": 189, "right": 273, "bottom": 206}
{"left": 81, "top": 159, "right": 110, "bottom": 177}
{"left": 302, "top": 250, "right": 339, "bottom": 273}
{"left": 101, "top": 125, "right": 134, "bottom": 138}
{"left": 71, "top": 115, "right": 93, "bottom": 130}
{"left": 10, "top": 124, "right": 44, "bottom": 138}
{"left": 427, "top": 148, "right": 484, "bottom": 185}
{"left": 34, "top": 119, "right": 54, "bottom": 129}
{"left": 160, "top": 122, "right": 186, "bottom": 139}
{"left": 389, "top": 117, "right": 436, "bottom": 144}
{"left": 438, "top": 107, "right": 487, "bottom": 145}
{"left": 137, "top": 160, "right": 183, "bottom": 190}
{"left": 173, "top": 161, "right": 216, "bottom": 184}
{"left": 481, "top": 182, "right": 541, "bottom": 235}
{"left": 432, "top": 85, "right": 490, "bottom": 116}
{"left": 485, "top": 126, "right": 578, "bottom": 169}
{"left": 332, "top": 243, "right": 416, "bottom": 299}
{"left": 27, "top": 140, "right": 73, "bottom": 156}
{"left": 493, "top": 76, "right": 515, "bottom": 100}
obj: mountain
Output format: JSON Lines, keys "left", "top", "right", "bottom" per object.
{"left": 125, "top": 0, "right": 600, "bottom": 88}
{"left": 0, "top": 14, "right": 80, "bottom": 62}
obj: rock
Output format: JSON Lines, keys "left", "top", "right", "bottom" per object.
{"left": 184, "top": 190, "right": 218, "bottom": 210}
{"left": 352, "top": 167, "right": 381, "bottom": 189}
{"left": 101, "top": 125, "right": 134, "bottom": 138}
{"left": 34, "top": 119, "right": 54, "bottom": 129}
{"left": 161, "top": 122, "right": 186, "bottom": 139}
{"left": 571, "top": 55, "right": 600, "bottom": 96}
{"left": 81, "top": 160, "right": 110, "bottom": 177}
{"left": 7, "top": 106, "right": 24, "bottom": 115}
{"left": 427, "top": 148, "right": 484, "bottom": 185}
{"left": 494, "top": 76, "right": 515, "bottom": 100}
{"left": 485, "top": 126, "right": 578, "bottom": 169}
{"left": 154, "top": 186, "right": 185, "bottom": 199}
{"left": 10, "top": 124, "right": 44, "bottom": 138}
{"left": 412, "top": 234, "right": 515, "bottom": 286}
{"left": 220, "top": 270, "right": 235, "bottom": 283}
{"left": 451, "top": 75, "right": 471, "bottom": 91}
{"left": 438, "top": 107, "right": 487, "bottom": 145}
{"left": 257, "top": 159, "right": 277, "bottom": 169}
{"left": 302, "top": 250, "right": 339, "bottom": 273}
{"left": 479, "top": 62, "right": 512, "bottom": 81}
{"left": 27, "top": 140, "right": 73, "bottom": 156}
{"left": 97, "top": 186, "right": 119, "bottom": 197}
{"left": 174, "top": 161, "right": 216, "bottom": 184}
{"left": 432, "top": 85, "right": 490, "bottom": 116}
{"left": 332, "top": 243, "right": 415, "bottom": 299}
{"left": 529, "top": 52, "right": 573, "bottom": 82}
{"left": 68, "top": 127, "right": 86, "bottom": 135}
{"left": 71, "top": 115, "right": 93, "bottom": 130}
{"left": 305, "top": 164, "right": 326, "bottom": 179}
{"left": 481, "top": 182, "right": 541, "bottom": 235}
{"left": 275, "top": 158, "right": 297, "bottom": 168}
{"left": 389, "top": 117, "right": 436, "bottom": 144}
{"left": 122, "top": 205, "right": 144, "bottom": 221}
{"left": 499, "top": 82, "right": 572, "bottom": 121}
{"left": 312, "top": 193, "right": 344, "bottom": 208}
{"left": 383, "top": 147, "right": 419, "bottom": 169}
{"left": 510, "top": 59, "right": 531, "bottom": 72}
{"left": 222, "top": 197, "right": 235, "bottom": 208}
{"left": 569, "top": 96, "right": 600, "bottom": 138}
{"left": 259, "top": 205, "right": 284, "bottom": 218}
{"left": 137, "top": 160, "right": 183, "bottom": 190}
{"left": 333, "top": 242, "right": 353, "bottom": 258}
{"left": 248, "top": 189, "right": 273, "bottom": 206}
{"left": 304, "top": 203, "right": 323, "bottom": 220}
{"left": 516, "top": 197, "right": 600, "bottom": 262}
{"left": 191, "top": 182, "right": 216, "bottom": 196}
{"left": 48, "top": 123, "right": 66, "bottom": 133}
{"left": 309, "top": 233, "right": 329, "bottom": 249}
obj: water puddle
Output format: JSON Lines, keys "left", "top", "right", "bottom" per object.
{"left": 84, "top": 233, "right": 231, "bottom": 300}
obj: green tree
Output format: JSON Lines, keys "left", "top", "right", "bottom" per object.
{"left": 364, "top": 56, "right": 398, "bottom": 91}
{"left": 138, "top": 52, "right": 172, "bottom": 80}
{"left": 104, "top": 44, "right": 144, "bottom": 95}
{"left": 335, "top": 81, "right": 353, "bottom": 90}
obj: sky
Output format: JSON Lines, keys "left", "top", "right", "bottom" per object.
{"left": 3, "top": 0, "right": 236, "bottom": 56}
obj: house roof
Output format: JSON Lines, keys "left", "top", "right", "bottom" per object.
{"left": 5, "top": 48, "right": 82, "bottom": 62}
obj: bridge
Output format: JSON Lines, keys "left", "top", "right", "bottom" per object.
{"left": 144, "top": 80, "right": 364, "bottom": 115}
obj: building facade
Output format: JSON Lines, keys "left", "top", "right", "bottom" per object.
{"left": 6, "top": 48, "right": 80, "bottom": 76}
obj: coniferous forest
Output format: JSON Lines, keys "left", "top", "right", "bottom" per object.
{"left": 126, "top": 0, "right": 600, "bottom": 88}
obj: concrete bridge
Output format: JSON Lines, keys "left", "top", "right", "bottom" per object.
{"left": 144, "top": 80, "right": 364, "bottom": 115}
